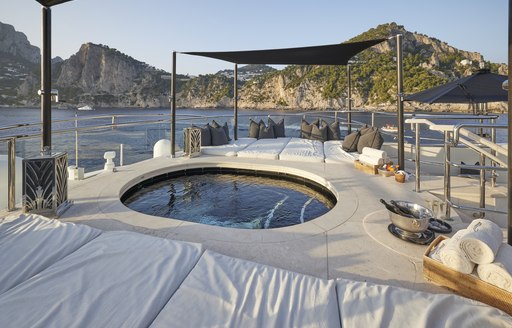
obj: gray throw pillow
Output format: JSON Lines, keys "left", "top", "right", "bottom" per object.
{"left": 342, "top": 131, "right": 361, "bottom": 152}
{"left": 211, "top": 120, "right": 231, "bottom": 141}
{"left": 322, "top": 120, "right": 341, "bottom": 140}
{"left": 311, "top": 124, "right": 328, "bottom": 142}
{"left": 193, "top": 124, "right": 211, "bottom": 146}
{"left": 248, "top": 119, "right": 261, "bottom": 139}
{"left": 259, "top": 121, "right": 275, "bottom": 139}
{"left": 357, "top": 128, "right": 384, "bottom": 153}
{"left": 301, "top": 119, "right": 314, "bottom": 139}
{"left": 268, "top": 118, "right": 285, "bottom": 138}
{"left": 211, "top": 126, "right": 229, "bottom": 146}
{"left": 359, "top": 125, "right": 372, "bottom": 136}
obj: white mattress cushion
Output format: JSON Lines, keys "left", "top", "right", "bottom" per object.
{"left": 237, "top": 137, "right": 291, "bottom": 160}
{"left": 0, "top": 231, "right": 203, "bottom": 328}
{"left": 279, "top": 137, "right": 325, "bottom": 163}
{"left": 201, "top": 137, "right": 256, "bottom": 157}
{"left": 0, "top": 214, "right": 101, "bottom": 295}
{"left": 324, "top": 140, "right": 359, "bottom": 163}
{"left": 336, "top": 278, "right": 512, "bottom": 328}
{"left": 151, "top": 250, "right": 341, "bottom": 328}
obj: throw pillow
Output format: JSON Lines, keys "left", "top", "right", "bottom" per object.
{"left": 193, "top": 124, "right": 211, "bottom": 146}
{"left": 268, "top": 117, "right": 285, "bottom": 138}
{"left": 322, "top": 120, "right": 341, "bottom": 140}
{"left": 342, "top": 131, "right": 361, "bottom": 152}
{"left": 248, "top": 119, "right": 261, "bottom": 139}
{"left": 301, "top": 119, "right": 314, "bottom": 139}
{"left": 211, "top": 120, "right": 231, "bottom": 141}
{"left": 311, "top": 124, "right": 328, "bottom": 142}
{"left": 359, "top": 124, "right": 372, "bottom": 136}
{"left": 210, "top": 126, "right": 229, "bottom": 146}
{"left": 357, "top": 128, "right": 384, "bottom": 153}
{"left": 259, "top": 121, "right": 275, "bottom": 139}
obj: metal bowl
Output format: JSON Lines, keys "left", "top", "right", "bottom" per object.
{"left": 387, "top": 201, "right": 432, "bottom": 233}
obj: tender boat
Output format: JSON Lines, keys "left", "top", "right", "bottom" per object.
{"left": 78, "top": 105, "right": 94, "bottom": 111}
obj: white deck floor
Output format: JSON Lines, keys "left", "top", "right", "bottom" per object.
{"left": 59, "top": 154, "right": 471, "bottom": 294}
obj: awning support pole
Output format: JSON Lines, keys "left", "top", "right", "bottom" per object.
{"left": 171, "top": 51, "right": 176, "bottom": 157}
{"left": 41, "top": 6, "right": 52, "bottom": 154}
{"left": 347, "top": 64, "right": 352, "bottom": 134}
{"left": 507, "top": 0, "right": 512, "bottom": 245}
{"left": 234, "top": 63, "right": 238, "bottom": 140}
{"left": 396, "top": 34, "right": 405, "bottom": 170}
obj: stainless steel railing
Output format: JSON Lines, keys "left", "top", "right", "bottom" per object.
{"left": 406, "top": 115, "right": 506, "bottom": 220}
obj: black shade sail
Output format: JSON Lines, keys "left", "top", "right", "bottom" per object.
{"left": 181, "top": 38, "right": 387, "bottom": 65}
{"left": 35, "top": 0, "right": 74, "bottom": 7}
{"left": 405, "top": 69, "right": 508, "bottom": 104}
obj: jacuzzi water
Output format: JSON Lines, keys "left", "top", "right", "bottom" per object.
{"left": 123, "top": 171, "right": 335, "bottom": 229}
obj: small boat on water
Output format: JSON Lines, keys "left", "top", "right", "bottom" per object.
{"left": 381, "top": 124, "right": 398, "bottom": 133}
{"left": 78, "top": 105, "right": 94, "bottom": 111}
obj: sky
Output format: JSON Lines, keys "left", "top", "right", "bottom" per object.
{"left": 0, "top": 0, "right": 508, "bottom": 76}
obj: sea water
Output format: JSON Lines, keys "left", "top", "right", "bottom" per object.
{"left": 0, "top": 107, "right": 507, "bottom": 172}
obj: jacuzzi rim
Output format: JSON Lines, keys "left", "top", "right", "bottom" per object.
{"left": 121, "top": 166, "right": 337, "bottom": 209}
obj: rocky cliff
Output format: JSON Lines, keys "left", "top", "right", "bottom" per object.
{"left": 1, "top": 21, "right": 508, "bottom": 111}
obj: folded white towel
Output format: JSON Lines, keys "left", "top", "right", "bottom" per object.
{"left": 428, "top": 239, "right": 447, "bottom": 262}
{"left": 477, "top": 244, "right": 512, "bottom": 292}
{"left": 358, "top": 154, "right": 384, "bottom": 166}
{"left": 459, "top": 219, "right": 503, "bottom": 264}
{"left": 361, "top": 147, "right": 387, "bottom": 160}
{"left": 440, "top": 229, "right": 475, "bottom": 274}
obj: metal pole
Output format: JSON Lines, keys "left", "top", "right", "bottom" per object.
{"left": 171, "top": 51, "right": 176, "bottom": 157}
{"left": 479, "top": 152, "right": 486, "bottom": 216}
{"left": 347, "top": 64, "right": 352, "bottom": 134}
{"left": 371, "top": 112, "right": 375, "bottom": 127}
{"left": 508, "top": 0, "right": 512, "bottom": 245}
{"left": 491, "top": 117, "right": 497, "bottom": 187}
{"left": 444, "top": 131, "right": 452, "bottom": 220}
{"left": 75, "top": 113, "right": 78, "bottom": 167}
{"left": 396, "top": 34, "right": 405, "bottom": 170}
{"left": 234, "top": 63, "right": 238, "bottom": 140}
{"left": 41, "top": 6, "right": 52, "bottom": 154}
{"left": 415, "top": 123, "right": 420, "bottom": 192}
{"left": 120, "top": 144, "right": 124, "bottom": 166}
{"left": 7, "top": 138, "right": 16, "bottom": 211}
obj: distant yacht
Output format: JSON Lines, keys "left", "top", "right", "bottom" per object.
{"left": 78, "top": 105, "right": 94, "bottom": 111}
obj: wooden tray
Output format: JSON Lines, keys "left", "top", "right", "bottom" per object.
{"left": 423, "top": 235, "right": 512, "bottom": 315}
{"left": 354, "top": 160, "right": 379, "bottom": 175}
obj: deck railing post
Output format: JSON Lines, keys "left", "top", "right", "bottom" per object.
{"left": 171, "top": 51, "right": 177, "bottom": 157}
{"left": 120, "top": 144, "right": 124, "bottom": 166}
{"left": 508, "top": 0, "right": 512, "bottom": 245}
{"left": 396, "top": 34, "right": 405, "bottom": 170}
{"left": 347, "top": 64, "right": 352, "bottom": 134}
{"left": 7, "top": 137, "right": 16, "bottom": 211}
{"left": 444, "top": 131, "right": 452, "bottom": 220}
{"left": 234, "top": 63, "right": 238, "bottom": 140}
{"left": 415, "top": 122, "right": 420, "bottom": 192}
{"left": 75, "top": 113, "right": 78, "bottom": 167}
{"left": 479, "top": 152, "right": 486, "bottom": 217}
{"left": 491, "top": 117, "right": 497, "bottom": 188}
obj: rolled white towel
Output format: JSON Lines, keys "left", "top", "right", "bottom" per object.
{"left": 428, "top": 239, "right": 447, "bottom": 262}
{"left": 361, "top": 147, "right": 387, "bottom": 160}
{"left": 477, "top": 244, "right": 512, "bottom": 292}
{"left": 358, "top": 154, "right": 383, "bottom": 166}
{"left": 459, "top": 219, "right": 503, "bottom": 264}
{"left": 440, "top": 229, "right": 475, "bottom": 274}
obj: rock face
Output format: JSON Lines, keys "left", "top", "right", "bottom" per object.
{"left": 1, "top": 21, "right": 508, "bottom": 111}
{"left": 0, "top": 22, "right": 39, "bottom": 64}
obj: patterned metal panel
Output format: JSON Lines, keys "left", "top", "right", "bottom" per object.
{"left": 184, "top": 127, "right": 201, "bottom": 157}
{"left": 22, "top": 152, "right": 69, "bottom": 216}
